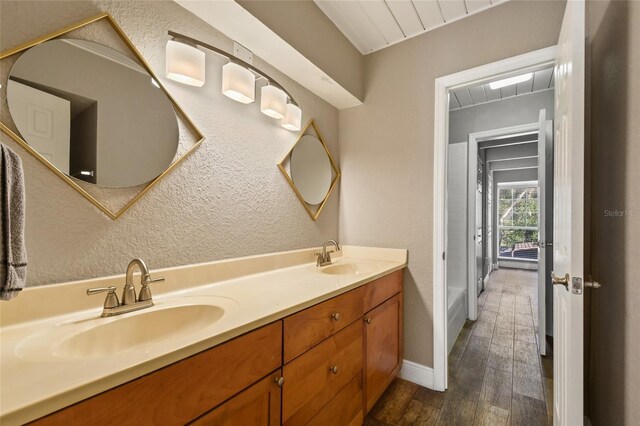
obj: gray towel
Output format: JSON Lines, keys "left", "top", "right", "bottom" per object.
{"left": 1, "top": 143, "right": 27, "bottom": 300}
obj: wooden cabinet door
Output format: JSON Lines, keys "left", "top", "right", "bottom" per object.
{"left": 364, "top": 294, "right": 402, "bottom": 413}
{"left": 190, "top": 371, "right": 282, "bottom": 426}
{"left": 283, "top": 321, "right": 363, "bottom": 425}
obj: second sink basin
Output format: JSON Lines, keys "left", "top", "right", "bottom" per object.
{"left": 54, "top": 304, "right": 224, "bottom": 359}
{"left": 321, "top": 261, "right": 378, "bottom": 276}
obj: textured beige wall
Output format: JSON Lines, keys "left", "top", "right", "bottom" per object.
{"left": 587, "top": 0, "right": 640, "bottom": 423}
{"left": 0, "top": 0, "right": 340, "bottom": 286}
{"left": 237, "top": 0, "right": 364, "bottom": 101}
{"left": 338, "top": 0, "right": 565, "bottom": 367}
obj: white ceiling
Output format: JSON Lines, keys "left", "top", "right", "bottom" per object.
{"left": 314, "top": 0, "right": 507, "bottom": 55}
{"left": 449, "top": 67, "right": 555, "bottom": 111}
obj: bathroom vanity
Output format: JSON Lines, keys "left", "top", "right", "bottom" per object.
{"left": 0, "top": 246, "right": 406, "bottom": 425}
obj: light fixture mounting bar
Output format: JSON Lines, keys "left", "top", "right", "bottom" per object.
{"left": 167, "top": 30, "right": 297, "bottom": 106}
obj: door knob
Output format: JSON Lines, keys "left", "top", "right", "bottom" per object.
{"left": 274, "top": 376, "right": 284, "bottom": 387}
{"left": 551, "top": 272, "right": 570, "bottom": 290}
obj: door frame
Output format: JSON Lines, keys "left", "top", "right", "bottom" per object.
{"left": 466, "top": 122, "right": 540, "bottom": 322}
{"left": 432, "top": 45, "right": 556, "bottom": 391}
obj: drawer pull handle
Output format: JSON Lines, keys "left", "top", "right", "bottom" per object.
{"left": 329, "top": 365, "right": 339, "bottom": 375}
{"left": 274, "top": 376, "right": 284, "bottom": 387}
{"left": 364, "top": 317, "right": 371, "bottom": 324}
{"left": 331, "top": 312, "right": 341, "bottom": 321}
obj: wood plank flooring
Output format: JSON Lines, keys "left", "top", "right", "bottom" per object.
{"left": 365, "top": 269, "right": 553, "bottom": 425}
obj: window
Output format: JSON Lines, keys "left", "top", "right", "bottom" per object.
{"left": 498, "top": 183, "right": 539, "bottom": 260}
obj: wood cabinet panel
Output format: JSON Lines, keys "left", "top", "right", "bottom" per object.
{"left": 190, "top": 370, "right": 282, "bottom": 426}
{"left": 364, "top": 269, "right": 403, "bottom": 313}
{"left": 284, "top": 286, "right": 364, "bottom": 363}
{"left": 283, "top": 320, "right": 363, "bottom": 425}
{"left": 307, "top": 372, "right": 363, "bottom": 426}
{"left": 364, "top": 294, "right": 402, "bottom": 413}
{"left": 32, "top": 322, "right": 283, "bottom": 426}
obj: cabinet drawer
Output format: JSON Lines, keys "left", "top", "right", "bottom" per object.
{"left": 190, "top": 370, "right": 282, "bottom": 426}
{"left": 307, "top": 372, "right": 363, "bottom": 426}
{"left": 364, "top": 269, "right": 403, "bottom": 312}
{"left": 32, "top": 322, "right": 283, "bottom": 426}
{"left": 283, "top": 321, "right": 363, "bottom": 425}
{"left": 284, "top": 286, "right": 364, "bottom": 363}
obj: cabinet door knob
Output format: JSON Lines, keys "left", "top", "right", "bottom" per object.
{"left": 329, "top": 365, "right": 339, "bottom": 374}
{"left": 331, "top": 312, "right": 341, "bottom": 321}
{"left": 274, "top": 376, "right": 284, "bottom": 387}
{"left": 364, "top": 317, "right": 371, "bottom": 324}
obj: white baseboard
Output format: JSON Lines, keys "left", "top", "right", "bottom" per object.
{"left": 498, "top": 259, "right": 538, "bottom": 270}
{"left": 483, "top": 271, "right": 491, "bottom": 286}
{"left": 399, "top": 360, "right": 434, "bottom": 389}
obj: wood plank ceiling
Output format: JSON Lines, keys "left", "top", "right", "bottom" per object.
{"left": 314, "top": 0, "right": 507, "bottom": 55}
{"left": 449, "top": 67, "right": 555, "bottom": 111}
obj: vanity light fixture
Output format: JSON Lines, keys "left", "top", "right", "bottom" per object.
{"left": 261, "top": 84, "right": 287, "bottom": 119}
{"left": 281, "top": 102, "right": 302, "bottom": 131}
{"left": 222, "top": 62, "right": 255, "bottom": 104}
{"left": 165, "top": 39, "right": 205, "bottom": 87}
{"left": 166, "top": 31, "right": 301, "bottom": 130}
{"left": 489, "top": 73, "right": 533, "bottom": 90}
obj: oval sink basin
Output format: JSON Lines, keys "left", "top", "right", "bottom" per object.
{"left": 321, "top": 262, "right": 378, "bottom": 276}
{"left": 54, "top": 304, "right": 224, "bottom": 359}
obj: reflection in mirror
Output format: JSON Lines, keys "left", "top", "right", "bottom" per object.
{"left": 278, "top": 119, "right": 340, "bottom": 221}
{"left": 290, "top": 135, "right": 332, "bottom": 206}
{"left": 7, "top": 39, "right": 179, "bottom": 188}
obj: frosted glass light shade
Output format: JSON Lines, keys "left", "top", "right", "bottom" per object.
{"left": 261, "top": 85, "right": 287, "bottom": 119}
{"left": 165, "top": 40, "right": 205, "bottom": 87}
{"left": 222, "top": 62, "right": 255, "bottom": 104}
{"left": 281, "top": 103, "right": 302, "bottom": 131}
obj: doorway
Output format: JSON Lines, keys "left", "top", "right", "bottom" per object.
{"left": 432, "top": 46, "right": 557, "bottom": 392}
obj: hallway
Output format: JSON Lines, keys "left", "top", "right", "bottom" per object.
{"left": 365, "top": 269, "right": 553, "bottom": 425}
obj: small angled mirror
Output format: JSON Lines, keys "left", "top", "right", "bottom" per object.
{"left": 278, "top": 119, "right": 340, "bottom": 221}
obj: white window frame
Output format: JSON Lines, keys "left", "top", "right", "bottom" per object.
{"left": 496, "top": 181, "right": 539, "bottom": 262}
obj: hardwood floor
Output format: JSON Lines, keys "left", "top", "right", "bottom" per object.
{"left": 365, "top": 269, "right": 553, "bottom": 425}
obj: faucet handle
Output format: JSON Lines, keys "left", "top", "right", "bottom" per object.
{"left": 143, "top": 276, "right": 165, "bottom": 284}
{"left": 138, "top": 275, "right": 164, "bottom": 302}
{"left": 87, "top": 286, "right": 119, "bottom": 309}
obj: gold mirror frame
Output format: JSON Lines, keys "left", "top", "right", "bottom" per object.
{"left": 0, "top": 13, "right": 204, "bottom": 220}
{"left": 278, "top": 119, "right": 340, "bottom": 221}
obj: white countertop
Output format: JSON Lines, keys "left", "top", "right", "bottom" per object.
{"left": 0, "top": 246, "right": 407, "bottom": 425}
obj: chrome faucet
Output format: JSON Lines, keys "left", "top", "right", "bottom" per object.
{"left": 316, "top": 240, "right": 341, "bottom": 267}
{"left": 87, "top": 258, "right": 164, "bottom": 317}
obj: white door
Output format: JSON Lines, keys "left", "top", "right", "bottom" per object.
{"left": 7, "top": 81, "right": 71, "bottom": 173}
{"left": 475, "top": 157, "right": 483, "bottom": 294}
{"left": 487, "top": 172, "right": 493, "bottom": 276}
{"left": 537, "top": 109, "right": 547, "bottom": 356}
{"left": 537, "top": 111, "right": 555, "bottom": 357}
{"left": 552, "top": 0, "right": 586, "bottom": 424}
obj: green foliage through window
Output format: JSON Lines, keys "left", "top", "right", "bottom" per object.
{"left": 498, "top": 184, "right": 539, "bottom": 260}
